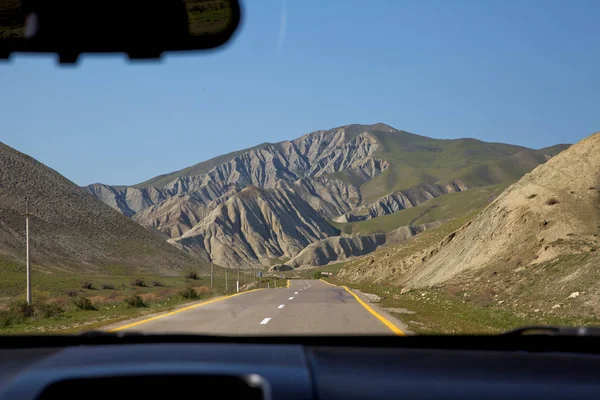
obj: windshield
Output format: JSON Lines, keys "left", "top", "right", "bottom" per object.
{"left": 0, "top": 0, "right": 599, "bottom": 336}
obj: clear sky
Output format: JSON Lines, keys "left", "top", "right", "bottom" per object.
{"left": 1, "top": 0, "right": 598, "bottom": 186}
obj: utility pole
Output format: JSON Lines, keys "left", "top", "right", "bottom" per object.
{"left": 24, "top": 198, "right": 32, "bottom": 305}
{"left": 210, "top": 263, "right": 214, "bottom": 289}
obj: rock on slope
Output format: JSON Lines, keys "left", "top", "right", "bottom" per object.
{"left": 169, "top": 186, "right": 340, "bottom": 268}
{"left": 0, "top": 142, "right": 203, "bottom": 273}
{"left": 339, "top": 132, "right": 600, "bottom": 288}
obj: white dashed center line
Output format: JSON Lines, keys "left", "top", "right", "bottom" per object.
{"left": 260, "top": 318, "right": 271, "bottom": 325}
{"left": 294, "top": 291, "right": 298, "bottom": 294}
{"left": 289, "top": 297, "right": 294, "bottom": 300}
{"left": 278, "top": 304, "right": 285, "bottom": 309}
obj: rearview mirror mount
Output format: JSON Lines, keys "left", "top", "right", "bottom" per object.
{"left": 0, "top": 0, "right": 241, "bottom": 64}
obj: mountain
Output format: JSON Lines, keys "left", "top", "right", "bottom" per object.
{"left": 87, "top": 123, "right": 569, "bottom": 269}
{"left": 169, "top": 186, "right": 340, "bottom": 268}
{"left": 338, "top": 132, "right": 600, "bottom": 294}
{"left": 87, "top": 126, "right": 388, "bottom": 237}
{"left": 0, "top": 142, "right": 203, "bottom": 274}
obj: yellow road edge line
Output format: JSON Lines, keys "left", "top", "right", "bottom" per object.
{"left": 341, "top": 286, "right": 405, "bottom": 336}
{"left": 319, "top": 278, "right": 337, "bottom": 287}
{"left": 107, "top": 288, "right": 264, "bottom": 332}
{"left": 286, "top": 279, "right": 290, "bottom": 288}
{"left": 320, "top": 279, "right": 404, "bottom": 335}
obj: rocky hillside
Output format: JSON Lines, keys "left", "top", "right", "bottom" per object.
{"left": 169, "top": 186, "right": 340, "bottom": 267}
{"left": 335, "top": 180, "right": 469, "bottom": 222}
{"left": 278, "top": 234, "right": 387, "bottom": 270}
{"left": 276, "top": 220, "right": 444, "bottom": 271}
{"left": 338, "top": 132, "right": 600, "bottom": 292}
{"left": 87, "top": 125, "right": 389, "bottom": 238}
{"left": 0, "top": 142, "right": 204, "bottom": 274}
{"left": 87, "top": 123, "right": 568, "bottom": 269}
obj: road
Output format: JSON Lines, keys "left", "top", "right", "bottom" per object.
{"left": 109, "top": 279, "right": 408, "bottom": 335}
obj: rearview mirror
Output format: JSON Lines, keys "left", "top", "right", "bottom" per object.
{"left": 0, "top": 0, "right": 241, "bottom": 64}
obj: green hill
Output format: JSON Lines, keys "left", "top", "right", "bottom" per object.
{"left": 358, "top": 127, "right": 569, "bottom": 202}
{"left": 331, "top": 182, "right": 511, "bottom": 235}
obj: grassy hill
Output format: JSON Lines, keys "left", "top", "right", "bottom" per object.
{"left": 358, "top": 127, "right": 569, "bottom": 202}
{"left": 0, "top": 142, "right": 206, "bottom": 274}
{"left": 332, "top": 182, "right": 510, "bottom": 235}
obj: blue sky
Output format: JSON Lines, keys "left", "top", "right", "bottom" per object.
{"left": 1, "top": 0, "right": 598, "bottom": 186}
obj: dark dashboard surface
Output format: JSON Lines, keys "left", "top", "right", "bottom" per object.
{"left": 2, "top": 336, "right": 600, "bottom": 400}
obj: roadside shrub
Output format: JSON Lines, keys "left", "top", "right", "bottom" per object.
{"left": 36, "top": 303, "right": 64, "bottom": 318}
{"left": 101, "top": 283, "right": 115, "bottom": 290}
{"left": 71, "top": 296, "right": 96, "bottom": 311}
{"left": 313, "top": 271, "right": 323, "bottom": 279}
{"left": 131, "top": 279, "right": 146, "bottom": 287}
{"left": 152, "top": 281, "right": 165, "bottom": 287}
{"left": 82, "top": 282, "right": 94, "bottom": 290}
{"left": 9, "top": 301, "right": 35, "bottom": 318}
{"left": 185, "top": 271, "right": 199, "bottom": 280}
{"left": 546, "top": 198, "right": 560, "bottom": 206}
{"left": 124, "top": 295, "right": 146, "bottom": 308}
{"left": 0, "top": 311, "right": 22, "bottom": 328}
{"left": 179, "top": 287, "right": 199, "bottom": 299}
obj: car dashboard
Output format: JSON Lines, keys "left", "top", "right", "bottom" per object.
{"left": 2, "top": 335, "right": 600, "bottom": 400}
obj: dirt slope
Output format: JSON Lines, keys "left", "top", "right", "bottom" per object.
{"left": 0, "top": 142, "right": 204, "bottom": 274}
{"left": 339, "top": 132, "right": 600, "bottom": 289}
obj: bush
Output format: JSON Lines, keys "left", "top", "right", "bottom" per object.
{"left": 152, "top": 281, "right": 164, "bottom": 287}
{"left": 313, "top": 271, "right": 323, "bottom": 279}
{"left": 179, "top": 287, "right": 199, "bottom": 299}
{"left": 546, "top": 198, "right": 560, "bottom": 206}
{"left": 82, "top": 282, "right": 94, "bottom": 290}
{"left": 36, "top": 303, "right": 64, "bottom": 318}
{"left": 185, "top": 271, "right": 199, "bottom": 280}
{"left": 131, "top": 279, "right": 146, "bottom": 287}
{"left": 9, "top": 301, "right": 35, "bottom": 318}
{"left": 0, "top": 311, "right": 22, "bottom": 328}
{"left": 66, "top": 290, "right": 78, "bottom": 297}
{"left": 71, "top": 296, "right": 96, "bottom": 311}
{"left": 526, "top": 194, "right": 537, "bottom": 199}
{"left": 101, "top": 283, "right": 115, "bottom": 290}
{"left": 124, "top": 295, "right": 146, "bottom": 308}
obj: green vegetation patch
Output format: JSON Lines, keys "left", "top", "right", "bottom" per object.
{"left": 332, "top": 182, "right": 509, "bottom": 235}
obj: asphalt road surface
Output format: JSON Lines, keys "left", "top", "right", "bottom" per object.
{"left": 108, "top": 279, "right": 408, "bottom": 335}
